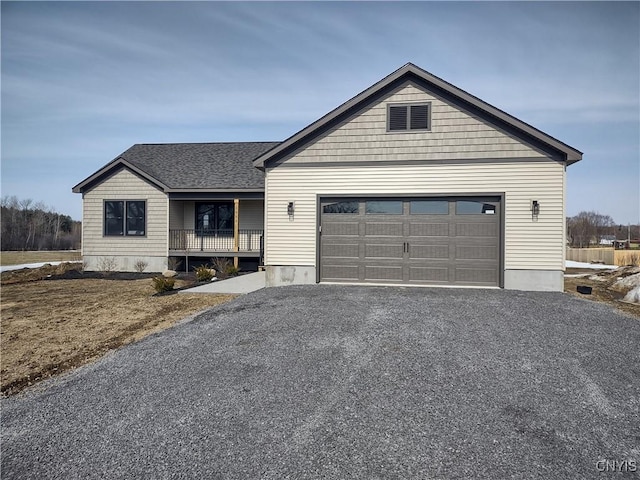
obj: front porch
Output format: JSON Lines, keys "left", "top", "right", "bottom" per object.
{"left": 168, "top": 197, "right": 264, "bottom": 266}
{"left": 169, "top": 228, "right": 263, "bottom": 258}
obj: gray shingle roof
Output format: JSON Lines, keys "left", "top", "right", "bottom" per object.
{"left": 119, "top": 142, "right": 279, "bottom": 190}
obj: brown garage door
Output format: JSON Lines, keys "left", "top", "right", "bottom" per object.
{"left": 319, "top": 196, "right": 501, "bottom": 286}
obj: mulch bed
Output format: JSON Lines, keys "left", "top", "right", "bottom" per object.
{"left": 1, "top": 263, "right": 197, "bottom": 285}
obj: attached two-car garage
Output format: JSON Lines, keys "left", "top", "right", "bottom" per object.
{"left": 256, "top": 64, "right": 582, "bottom": 292}
{"left": 319, "top": 196, "right": 502, "bottom": 287}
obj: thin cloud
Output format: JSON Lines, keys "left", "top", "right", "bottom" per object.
{"left": 1, "top": 1, "right": 638, "bottom": 222}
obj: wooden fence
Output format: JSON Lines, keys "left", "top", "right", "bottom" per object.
{"left": 566, "top": 247, "right": 640, "bottom": 266}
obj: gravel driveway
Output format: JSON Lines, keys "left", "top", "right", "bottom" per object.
{"left": 2, "top": 286, "right": 639, "bottom": 479}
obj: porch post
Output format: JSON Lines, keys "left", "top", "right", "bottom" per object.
{"left": 233, "top": 198, "right": 239, "bottom": 268}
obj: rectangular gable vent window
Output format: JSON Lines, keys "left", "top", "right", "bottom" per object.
{"left": 388, "top": 103, "right": 430, "bottom": 132}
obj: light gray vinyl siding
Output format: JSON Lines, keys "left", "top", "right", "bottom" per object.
{"left": 82, "top": 169, "right": 168, "bottom": 256}
{"left": 168, "top": 200, "right": 264, "bottom": 230}
{"left": 277, "top": 83, "right": 549, "bottom": 165}
{"left": 265, "top": 161, "right": 565, "bottom": 271}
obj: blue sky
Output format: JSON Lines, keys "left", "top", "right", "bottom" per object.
{"left": 2, "top": 1, "right": 639, "bottom": 223}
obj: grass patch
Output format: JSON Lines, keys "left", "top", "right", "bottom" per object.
{"left": 1, "top": 250, "right": 82, "bottom": 266}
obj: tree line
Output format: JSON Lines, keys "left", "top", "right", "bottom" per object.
{"left": 567, "top": 210, "right": 639, "bottom": 248}
{"left": 1, "top": 196, "right": 81, "bottom": 251}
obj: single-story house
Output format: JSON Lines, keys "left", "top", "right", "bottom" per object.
{"left": 73, "top": 63, "right": 582, "bottom": 291}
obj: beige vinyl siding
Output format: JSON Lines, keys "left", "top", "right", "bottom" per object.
{"left": 265, "top": 160, "right": 565, "bottom": 270}
{"left": 83, "top": 169, "right": 168, "bottom": 256}
{"left": 169, "top": 200, "right": 184, "bottom": 230}
{"left": 183, "top": 202, "right": 195, "bottom": 229}
{"left": 238, "top": 200, "right": 264, "bottom": 230}
{"left": 278, "top": 83, "right": 548, "bottom": 164}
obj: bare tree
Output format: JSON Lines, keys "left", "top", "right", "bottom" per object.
{"left": 567, "top": 211, "right": 616, "bottom": 247}
{"left": 1, "top": 196, "right": 80, "bottom": 251}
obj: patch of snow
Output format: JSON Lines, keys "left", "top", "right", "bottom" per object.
{"left": 0, "top": 261, "right": 82, "bottom": 273}
{"left": 614, "top": 273, "right": 640, "bottom": 290}
{"left": 588, "top": 275, "right": 609, "bottom": 282}
{"left": 565, "top": 260, "right": 618, "bottom": 270}
{"left": 623, "top": 285, "right": 640, "bottom": 304}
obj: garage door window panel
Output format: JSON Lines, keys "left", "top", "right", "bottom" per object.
{"left": 323, "top": 201, "right": 359, "bottom": 214}
{"left": 365, "top": 200, "right": 403, "bottom": 214}
{"left": 410, "top": 200, "right": 449, "bottom": 215}
{"left": 456, "top": 201, "right": 496, "bottom": 215}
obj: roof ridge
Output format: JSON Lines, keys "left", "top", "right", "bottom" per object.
{"left": 133, "top": 141, "right": 281, "bottom": 146}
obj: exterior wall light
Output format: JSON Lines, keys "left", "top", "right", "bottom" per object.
{"left": 531, "top": 200, "right": 540, "bottom": 216}
{"left": 287, "top": 202, "right": 295, "bottom": 217}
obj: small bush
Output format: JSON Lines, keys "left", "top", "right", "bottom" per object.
{"left": 97, "top": 256, "right": 117, "bottom": 274}
{"left": 194, "top": 264, "right": 214, "bottom": 282}
{"left": 167, "top": 257, "right": 183, "bottom": 271}
{"left": 152, "top": 276, "right": 175, "bottom": 293}
{"left": 134, "top": 259, "right": 148, "bottom": 273}
{"left": 211, "top": 258, "right": 232, "bottom": 280}
{"left": 224, "top": 265, "right": 240, "bottom": 277}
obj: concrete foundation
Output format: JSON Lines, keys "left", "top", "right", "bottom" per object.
{"left": 264, "top": 266, "right": 564, "bottom": 292}
{"left": 265, "top": 265, "right": 316, "bottom": 287}
{"left": 504, "top": 269, "right": 564, "bottom": 292}
{"left": 83, "top": 255, "right": 168, "bottom": 273}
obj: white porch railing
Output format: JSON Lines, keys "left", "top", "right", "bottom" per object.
{"left": 169, "top": 229, "right": 263, "bottom": 252}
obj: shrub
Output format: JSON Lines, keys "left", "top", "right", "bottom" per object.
{"left": 194, "top": 264, "right": 214, "bottom": 282}
{"left": 152, "top": 276, "right": 175, "bottom": 293}
{"left": 134, "top": 259, "right": 148, "bottom": 273}
{"left": 97, "top": 256, "right": 117, "bottom": 274}
{"left": 224, "top": 265, "right": 240, "bottom": 277}
{"left": 211, "top": 258, "right": 233, "bottom": 280}
{"left": 167, "top": 257, "right": 183, "bottom": 271}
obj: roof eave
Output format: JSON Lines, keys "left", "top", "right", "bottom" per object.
{"left": 165, "top": 188, "right": 265, "bottom": 193}
{"left": 72, "top": 157, "right": 169, "bottom": 193}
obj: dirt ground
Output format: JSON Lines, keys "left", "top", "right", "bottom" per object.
{"left": 564, "top": 267, "right": 640, "bottom": 318}
{"left": 1, "top": 263, "right": 235, "bottom": 396}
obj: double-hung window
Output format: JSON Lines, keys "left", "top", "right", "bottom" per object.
{"left": 195, "top": 202, "right": 234, "bottom": 234}
{"left": 387, "top": 103, "right": 431, "bottom": 132}
{"left": 104, "top": 200, "right": 146, "bottom": 236}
